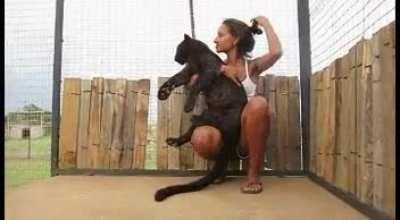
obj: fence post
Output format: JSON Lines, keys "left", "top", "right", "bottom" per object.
{"left": 297, "top": 0, "right": 312, "bottom": 172}
{"left": 189, "top": 0, "right": 196, "bottom": 39}
{"left": 51, "top": 0, "right": 65, "bottom": 176}
{"left": 7, "top": 115, "right": 10, "bottom": 137}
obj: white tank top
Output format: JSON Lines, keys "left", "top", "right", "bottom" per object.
{"left": 241, "top": 59, "right": 257, "bottom": 99}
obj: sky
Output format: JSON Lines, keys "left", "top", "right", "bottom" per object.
{"left": 5, "top": 0, "right": 395, "bottom": 123}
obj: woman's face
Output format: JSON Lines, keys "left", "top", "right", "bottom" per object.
{"left": 214, "top": 24, "right": 237, "bottom": 53}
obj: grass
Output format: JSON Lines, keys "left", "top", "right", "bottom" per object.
{"left": 4, "top": 125, "right": 159, "bottom": 190}
{"left": 5, "top": 136, "right": 51, "bottom": 190}
{"left": 145, "top": 124, "right": 157, "bottom": 170}
{"left": 5, "top": 159, "right": 50, "bottom": 189}
{"left": 5, "top": 136, "right": 51, "bottom": 159}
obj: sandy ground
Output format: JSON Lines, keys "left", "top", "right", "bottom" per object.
{"left": 5, "top": 175, "right": 369, "bottom": 220}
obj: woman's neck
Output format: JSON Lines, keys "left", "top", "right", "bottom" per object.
{"left": 225, "top": 48, "right": 244, "bottom": 65}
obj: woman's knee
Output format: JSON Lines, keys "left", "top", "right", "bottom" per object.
{"left": 246, "top": 96, "right": 270, "bottom": 115}
{"left": 190, "top": 126, "right": 221, "bottom": 159}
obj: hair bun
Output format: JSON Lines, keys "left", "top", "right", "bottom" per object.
{"left": 249, "top": 19, "right": 263, "bottom": 35}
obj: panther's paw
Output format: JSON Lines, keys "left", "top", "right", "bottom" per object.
{"left": 184, "top": 101, "right": 195, "bottom": 112}
{"left": 166, "top": 137, "right": 180, "bottom": 147}
{"left": 158, "top": 82, "right": 175, "bottom": 100}
{"left": 155, "top": 188, "right": 168, "bottom": 202}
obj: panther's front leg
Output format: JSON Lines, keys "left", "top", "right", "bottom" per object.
{"left": 184, "top": 69, "right": 217, "bottom": 112}
{"left": 158, "top": 65, "right": 192, "bottom": 100}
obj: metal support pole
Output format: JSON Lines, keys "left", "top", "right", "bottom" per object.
{"left": 189, "top": 0, "right": 196, "bottom": 39}
{"left": 297, "top": 0, "right": 312, "bottom": 172}
{"left": 51, "top": 0, "right": 65, "bottom": 176}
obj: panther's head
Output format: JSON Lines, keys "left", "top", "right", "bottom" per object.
{"left": 174, "top": 34, "right": 192, "bottom": 65}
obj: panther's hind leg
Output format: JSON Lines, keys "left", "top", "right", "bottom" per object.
{"left": 166, "top": 124, "right": 196, "bottom": 147}
{"left": 166, "top": 113, "right": 219, "bottom": 147}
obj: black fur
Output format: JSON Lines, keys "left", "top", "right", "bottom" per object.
{"left": 155, "top": 34, "right": 248, "bottom": 202}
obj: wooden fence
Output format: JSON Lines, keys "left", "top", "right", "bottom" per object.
{"left": 58, "top": 75, "right": 301, "bottom": 172}
{"left": 157, "top": 74, "right": 302, "bottom": 171}
{"left": 309, "top": 22, "right": 395, "bottom": 217}
{"left": 58, "top": 78, "right": 150, "bottom": 169}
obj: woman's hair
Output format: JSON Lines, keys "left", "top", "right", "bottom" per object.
{"left": 222, "top": 18, "right": 263, "bottom": 57}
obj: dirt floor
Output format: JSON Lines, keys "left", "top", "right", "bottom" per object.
{"left": 5, "top": 175, "right": 369, "bottom": 220}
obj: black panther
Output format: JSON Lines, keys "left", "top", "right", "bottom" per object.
{"left": 155, "top": 34, "right": 248, "bottom": 202}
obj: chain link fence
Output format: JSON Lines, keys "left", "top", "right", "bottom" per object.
{"left": 309, "top": 0, "right": 395, "bottom": 72}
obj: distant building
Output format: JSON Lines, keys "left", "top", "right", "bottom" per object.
{"left": 6, "top": 110, "right": 51, "bottom": 139}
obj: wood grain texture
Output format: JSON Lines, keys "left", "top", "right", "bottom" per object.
{"left": 58, "top": 78, "right": 81, "bottom": 169}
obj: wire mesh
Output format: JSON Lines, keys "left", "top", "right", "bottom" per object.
{"left": 5, "top": 0, "right": 55, "bottom": 188}
{"left": 309, "top": 0, "right": 395, "bottom": 72}
{"left": 6, "top": 0, "right": 394, "bottom": 184}
{"left": 194, "top": 0, "right": 300, "bottom": 76}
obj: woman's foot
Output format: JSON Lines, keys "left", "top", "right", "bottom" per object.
{"left": 241, "top": 178, "right": 263, "bottom": 194}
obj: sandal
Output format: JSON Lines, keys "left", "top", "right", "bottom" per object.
{"left": 241, "top": 182, "right": 263, "bottom": 194}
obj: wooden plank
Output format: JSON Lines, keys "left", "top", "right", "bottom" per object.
{"left": 314, "top": 71, "right": 324, "bottom": 178}
{"left": 355, "top": 40, "right": 364, "bottom": 201}
{"left": 309, "top": 73, "right": 317, "bottom": 174}
{"left": 77, "top": 79, "right": 91, "bottom": 168}
{"left": 347, "top": 45, "right": 358, "bottom": 195}
{"left": 312, "top": 72, "right": 321, "bottom": 176}
{"left": 379, "top": 24, "right": 395, "bottom": 217}
{"left": 256, "top": 75, "right": 265, "bottom": 96}
{"left": 321, "top": 67, "right": 332, "bottom": 181}
{"left": 356, "top": 39, "right": 374, "bottom": 204}
{"left": 58, "top": 78, "right": 81, "bottom": 168}
{"left": 331, "top": 59, "right": 341, "bottom": 185}
{"left": 132, "top": 79, "right": 150, "bottom": 169}
{"left": 287, "top": 76, "right": 301, "bottom": 170}
{"left": 88, "top": 77, "right": 104, "bottom": 168}
{"left": 325, "top": 61, "right": 339, "bottom": 184}
{"left": 333, "top": 58, "right": 346, "bottom": 189}
{"left": 157, "top": 77, "right": 169, "bottom": 170}
{"left": 192, "top": 94, "right": 208, "bottom": 170}
{"left": 120, "top": 80, "right": 137, "bottom": 169}
{"left": 336, "top": 52, "right": 351, "bottom": 192}
{"left": 100, "top": 79, "right": 113, "bottom": 168}
{"left": 179, "top": 85, "right": 194, "bottom": 170}
{"left": 109, "top": 79, "right": 127, "bottom": 169}
{"left": 275, "top": 76, "right": 289, "bottom": 171}
{"left": 371, "top": 29, "right": 384, "bottom": 211}
{"left": 264, "top": 75, "right": 278, "bottom": 170}
{"left": 167, "top": 86, "right": 183, "bottom": 170}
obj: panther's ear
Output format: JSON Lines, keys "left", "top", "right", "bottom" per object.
{"left": 184, "top": 34, "right": 191, "bottom": 40}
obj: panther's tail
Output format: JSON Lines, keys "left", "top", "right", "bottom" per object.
{"left": 154, "top": 158, "right": 228, "bottom": 201}
{"left": 154, "top": 134, "right": 234, "bottom": 202}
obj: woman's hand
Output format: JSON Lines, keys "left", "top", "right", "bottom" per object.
{"left": 252, "top": 16, "right": 269, "bottom": 27}
{"left": 220, "top": 65, "right": 241, "bottom": 87}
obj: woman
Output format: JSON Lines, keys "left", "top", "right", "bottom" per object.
{"left": 188, "top": 15, "right": 282, "bottom": 193}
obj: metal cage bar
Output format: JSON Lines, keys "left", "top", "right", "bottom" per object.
{"left": 50, "top": 0, "right": 64, "bottom": 177}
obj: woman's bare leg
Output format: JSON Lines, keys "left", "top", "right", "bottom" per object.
{"left": 240, "top": 96, "right": 270, "bottom": 193}
{"left": 190, "top": 126, "right": 222, "bottom": 161}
